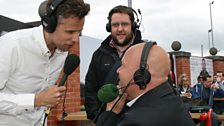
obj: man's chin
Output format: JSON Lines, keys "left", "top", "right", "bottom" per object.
{"left": 117, "top": 41, "right": 125, "bottom": 45}
{"left": 115, "top": 40, "right": 126, "bottom": 46}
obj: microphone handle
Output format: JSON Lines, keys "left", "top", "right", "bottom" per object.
{"left": 59, "top": 74, "right": 68, "bottom": 87}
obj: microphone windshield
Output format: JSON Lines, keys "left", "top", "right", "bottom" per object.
{"left": 64, "top": 54, "right": 80, "bottom": 75}
{"left": 97, "top": 84, "right": 119, "bottom": 103}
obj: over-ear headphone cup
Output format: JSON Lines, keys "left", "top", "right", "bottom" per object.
{"left": 106, "top": 23, "right": 111, "bottom": 32}
{"left": 39, "top": 0, "right": 66, "bottom": 33}
{"left": 42, "top": 15, "right": 57, "bottom": 33}
{"left": 132, "top": 21, "right": 138, "bottom": 32}
{"left": 133, "top": 69, "right": 151, "bottom": 89}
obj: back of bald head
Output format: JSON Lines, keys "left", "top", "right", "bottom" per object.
{"left": 148, "top": 44, "right": 170, "bottom": 79}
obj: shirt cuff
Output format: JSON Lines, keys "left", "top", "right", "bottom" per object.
{"left": 16, "top": 94, "right": 35, "bottom": 111}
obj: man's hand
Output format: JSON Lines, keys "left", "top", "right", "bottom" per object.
{"left": 184, "top": 92, "right": 192, "bottom": 99}
{"left": 34, "top": 85, "right": 66, "bottom": 107}
{"left": 211, "top": 83, "right": 219, "bottom": 90}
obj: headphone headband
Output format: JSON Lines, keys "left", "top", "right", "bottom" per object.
{"left": 106, "top": 6, "right": 140, "bottom": 32}
{"left": 129, "top": 7, "right": 139, "bottom": 28}
{"left": 47, "top": 0, "right": 64, "bottom": 16}
{"left": 140, "top": 42, "right": 156, "bottom": 69}
{"left": 39, "top": 0, "right": 65, "bottom": 33}
{"left": 133, "top": 41, "right": 157, "bottom": 90}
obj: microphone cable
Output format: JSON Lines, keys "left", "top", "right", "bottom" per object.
{"left": 110, "top": 80, "right": 133, "bottom": 112}
{"left": 109, "top": 78, "right": 145, "bottom": 112}
{"left": 97, "top": 80, "right": 133, "bottom": 125}
{"left": 60, "top": 80, "right": 68, "bottom": 126}
{"left": 97, "top": 79, "right": 147, "bottom": 125}
{"left": 60, "top": 51, "right": 72, "bottom": 122}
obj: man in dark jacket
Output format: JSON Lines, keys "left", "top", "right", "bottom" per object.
{"left": 96, "top": 42, "right": 195, "bottom": 126}
{"left": 84, "top": 5, "right": 143, "bottom": 122}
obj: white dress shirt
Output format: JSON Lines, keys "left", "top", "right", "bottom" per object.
{"left": 127, "top": 93, "right": 144, "bottom": 107}
{"left": 0, "top": 26, "right": 68, "bottom": 126}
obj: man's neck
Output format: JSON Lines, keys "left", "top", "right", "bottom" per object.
{"left": 110, "top": 35, "right": 135, "bottom": 57}
{"left": 44, "top": 31, "right": 56, "bottom": 56}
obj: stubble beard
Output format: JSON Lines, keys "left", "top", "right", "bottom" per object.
{"left": 112, "top": 33, "right": 133, "bottom": 47}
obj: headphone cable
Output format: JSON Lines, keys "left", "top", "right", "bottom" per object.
{"left": 110, "top": 80, "right": 133, "bottom": 112}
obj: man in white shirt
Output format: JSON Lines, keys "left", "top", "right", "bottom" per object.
{"left": 0, "top": 0, "right": 90, "bottom": 125}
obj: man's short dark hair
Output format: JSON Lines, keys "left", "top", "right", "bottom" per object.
{"left": 197, "top": 75, "right": 204, "bottom": 80}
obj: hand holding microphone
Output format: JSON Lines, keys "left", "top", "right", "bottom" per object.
{"left": 34, "top": 85, "right": 66, "bottom": 108}
{"left": 34, "top": 54, "right": 80, "bottom": 108}
{"left": 37, "top": 54, "right": 80, "bottom": 126}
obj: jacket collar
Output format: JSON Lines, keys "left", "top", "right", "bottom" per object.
{"left": 131, "top": 82, "right": 175, "bottom": 108}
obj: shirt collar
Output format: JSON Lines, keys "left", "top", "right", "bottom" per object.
{"left": 126, "top": 93, "right": 144, "bottom": 107}
{"left": 126, "top": 82, "right": 174, "bottom": 107}
{"left": 34, "top": 26, "right": 64, "bottom": 57}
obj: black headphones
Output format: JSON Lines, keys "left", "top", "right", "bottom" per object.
{"left": 106, "top": 7, "right": 140, "bottom": 32}
{"left": 39, "top": 0, "right": 65, "bottom": 33}
{"left": 133, "top": 41, "right": 157, "bottom": 90}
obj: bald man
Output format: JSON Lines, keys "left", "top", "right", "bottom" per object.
{"left": 96, "top": 42, "right": 195, "bottom": 126}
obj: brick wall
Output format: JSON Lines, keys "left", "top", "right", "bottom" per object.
{"left": 47, "top": 44, "right": 81, "bottom": 126}
{"left": 175, "top": 56, "right": 191, "bottom": 84}
{"left": 169, "top": 51, "right": 191, "bottom": 85}
{"left": 208, "top": 56, "right": 224, "bottom": 73}
{"left": 170, "top": 51, "right": 224, "bottom": 86}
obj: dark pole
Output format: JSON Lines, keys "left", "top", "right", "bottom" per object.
{"left": 209, "top": 1, "right": 214, "bottom": 47}
{"left": 128, "top": 0, "right": 132, "bottom": 7}
{"left": 201, "top": 44, "right": 203, "bottom": 58}
{"left": 208, "top": 29, "right": 211, "bottom": 52}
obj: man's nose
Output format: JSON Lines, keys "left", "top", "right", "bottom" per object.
{"left": 71, "top": 33, "right": 80, "bottom": 42}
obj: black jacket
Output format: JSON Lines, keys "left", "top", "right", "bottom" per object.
{"left": 84, "top": 30, "right": 143, "bottom": 120}
{"left": 96, "top": 82, "right": 195, "bottom": 126}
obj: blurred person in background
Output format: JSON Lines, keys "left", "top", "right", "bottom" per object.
{"left": 177, "top": 74, "right": 192, "bottom": 110}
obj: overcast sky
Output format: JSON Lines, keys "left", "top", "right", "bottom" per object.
{"left": 1, "top": 0, "right": 224, "bottom": 82}
{"left": 1, "top": 0, "right": 224, "bottom": 56}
